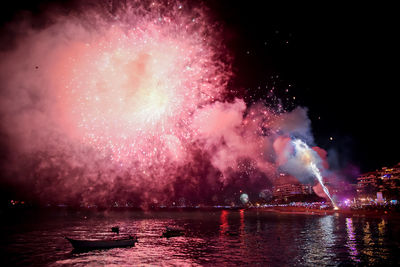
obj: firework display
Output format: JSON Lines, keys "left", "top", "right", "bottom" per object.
{"left": 0, "top": 1, "right": 336, "bottom": 206}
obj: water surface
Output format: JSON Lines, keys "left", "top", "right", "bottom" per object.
{"left": 1, "top": 209, "right": 399, "bottom": 266}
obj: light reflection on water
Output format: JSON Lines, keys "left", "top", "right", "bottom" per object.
{"left": 219, "top": 209, "right": 228, "bottom": 235}
{"left": 346, "top": 217, "right": 360, "bottom": 262}
{"left": 1, "top": 210, "right": 399, "bottom": 266}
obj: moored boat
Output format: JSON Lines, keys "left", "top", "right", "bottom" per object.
{"left": 65, "top": 236, "right": 137, "bottom": 250}
{"left": 162, "top": 227, "right": 184, "bottom": 238}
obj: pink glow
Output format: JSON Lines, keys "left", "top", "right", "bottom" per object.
{"left": 273, "top": 136, "right": 292, "bottom": 166}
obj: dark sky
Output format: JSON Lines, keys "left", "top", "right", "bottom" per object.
{"left": 0, "top": 0, "right": 398, "bottom": 174}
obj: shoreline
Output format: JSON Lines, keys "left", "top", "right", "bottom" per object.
{"left": 2, "top": 205, "right": 400, "bottom": 219}
{"left": 254, "top": 206, "right": 400, "bottom": 218}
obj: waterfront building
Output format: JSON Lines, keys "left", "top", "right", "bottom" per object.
{"left": 356, "top": 162, "right": 400, "bottom": 200}
{"left": 273, "top": 174, "right": 313, "bottom": 202}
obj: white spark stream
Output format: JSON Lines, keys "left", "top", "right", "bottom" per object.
{"left": 292, "top": 139, "right": 338, "bottom": 209}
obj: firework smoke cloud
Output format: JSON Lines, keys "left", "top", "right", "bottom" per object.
{"left": 0, "top": 0, "right": 336, "bottom": 206}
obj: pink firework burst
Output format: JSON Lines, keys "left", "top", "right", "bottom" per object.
{"left": 48, "top": 1, "right": 232, "bottom": 164}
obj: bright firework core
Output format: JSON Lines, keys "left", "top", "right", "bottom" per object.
{"left": 52, "top": 5, "right": 230, "bottom": 163}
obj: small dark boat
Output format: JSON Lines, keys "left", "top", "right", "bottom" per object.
{"left": 162, "top": 227, "right": 184, "bottom": 238}
{"left": 111, "top": 226, "right": 120, "bottom": 234}
{"left": 65, "top": 236, "right": 137, "bottom": 250}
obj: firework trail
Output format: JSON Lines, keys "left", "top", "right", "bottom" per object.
{"left": 292, "top": 139, "right": 338, "bottom": 209}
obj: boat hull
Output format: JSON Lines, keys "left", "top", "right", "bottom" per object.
{"left": 162, "top": 232, "right": 184, "bottom": 238}
{"left": 162, "top": 228, "right": 184, "bottom": 238}
{"left": 66, "top": 237, "right": 137, "bottom": 250}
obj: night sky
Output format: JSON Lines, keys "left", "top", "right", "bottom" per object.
{"left": 0, "top": 0, "right": 397, "bottom": 176}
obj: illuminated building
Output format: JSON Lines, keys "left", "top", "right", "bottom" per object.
{"left": 356, "top": 162, "right": 400, "bottom": 200}
{"left": 273, "top": 174, "right": 313, "bottom": 202}
{"left": 356, "top": 172, "right": 379, "bottom": 198}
